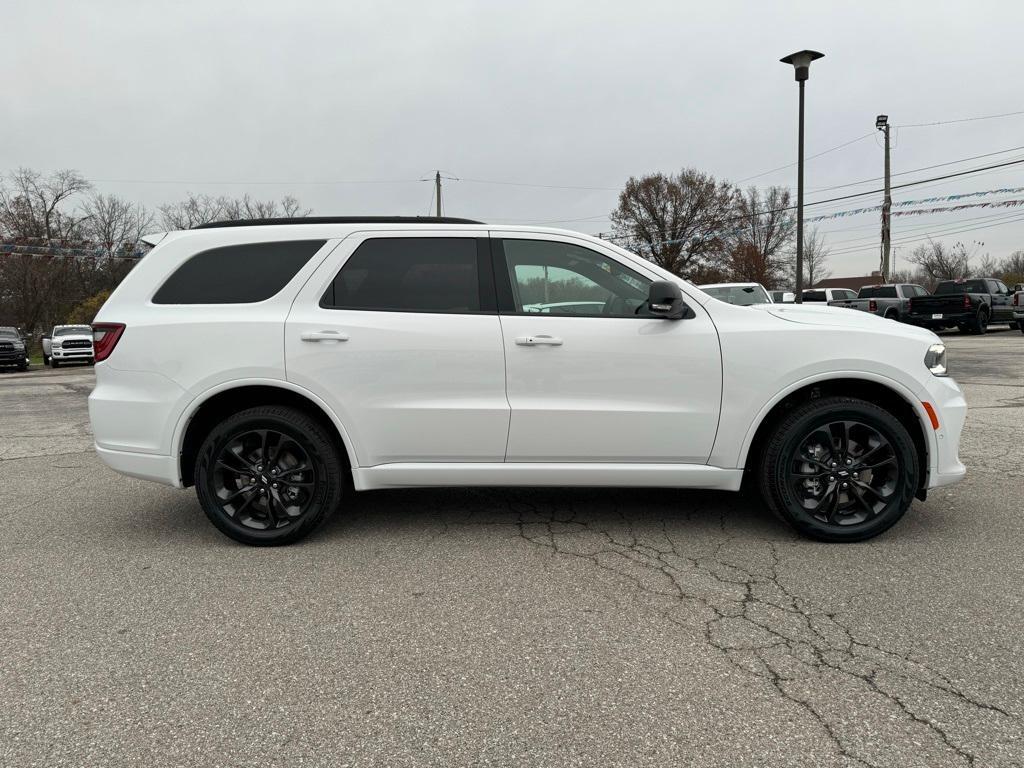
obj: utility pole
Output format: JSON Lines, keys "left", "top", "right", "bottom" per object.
{"left": 435, "top": 171, "right": 442, "bottom": 217}
{"left": 876, "top": 115, "right": 892, "bottom": 280}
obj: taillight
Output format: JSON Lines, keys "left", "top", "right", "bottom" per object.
{"left": 1015, "top": 293, "right": 1020, "bottom": 306}
{"left": 869, "top": 299, "right": 877, "bottom": 312}
{"left": 962, "top": 294, "right": 971, "bottom": 309}
{"left": 91, "top": 323, "right": 125, "bottom": 362}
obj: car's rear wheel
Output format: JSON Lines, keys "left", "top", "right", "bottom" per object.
{"left": 194, "top": 406, "right": 344, "bottom": 546}
{"left": 972, "top": 309, "right": 989, "bottom": 334}
{"left": 759, "top": 396, "right": 918, "bottom": 542}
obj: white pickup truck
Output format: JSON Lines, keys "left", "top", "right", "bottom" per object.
{"left": 42, "top": 325, "right": 95, "bottom": 367}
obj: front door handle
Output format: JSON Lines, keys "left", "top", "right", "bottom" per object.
{"left": 515, "top": 335, "right": 563, "bottom": 346}
{"left": 301, "top": 330, "right": 349, "bottom": 342}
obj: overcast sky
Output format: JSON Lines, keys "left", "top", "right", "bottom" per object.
{"left": 5, "top": 0, "right": 1024, "bottom": 276}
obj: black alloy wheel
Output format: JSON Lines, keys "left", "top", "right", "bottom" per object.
{"left": 195, "top": 406, "right": 344, "bottom": 546}
{"left": 760, "top": 396, "right": 918, "bottom": 542}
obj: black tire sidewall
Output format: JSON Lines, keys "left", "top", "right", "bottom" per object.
{"left": 766, "top": 399, "right": 918, "bottom": 542}
{"left": 195, "top": 407, "right": 343, "bottom": 546}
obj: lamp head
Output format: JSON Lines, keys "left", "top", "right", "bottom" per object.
{"left": 780, "top": 50, "right": 824, "bottom": 81}
{"left": 876, "top": 114, "right": 889, "bottom": 130}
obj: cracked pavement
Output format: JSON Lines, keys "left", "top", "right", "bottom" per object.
{"left": 1, "top": 328, "right": 1022, "bottom": 767}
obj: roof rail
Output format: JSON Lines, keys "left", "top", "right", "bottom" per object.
{"left": 193, "top": 216, "right": 484, "bottom": 229}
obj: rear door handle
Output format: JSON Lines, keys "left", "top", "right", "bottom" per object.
{"left": 301, "top": 330, "right": 349, "bottom": 342}
{"left": 515, "top": 335, "right": 563, "bottom": 346}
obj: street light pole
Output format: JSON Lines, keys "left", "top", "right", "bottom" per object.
{"left": 780, "top": 50, "right": 824, "bottom": 304}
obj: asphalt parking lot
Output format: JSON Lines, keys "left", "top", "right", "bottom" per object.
{"left": 1, "top": 328, "right": 1022, "bottom": 767}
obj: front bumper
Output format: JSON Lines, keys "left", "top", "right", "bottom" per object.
{"left": 0, "top": 351, "right": 28, "bottom": 366}
{"left": 52, "top": 348, "right": 94, "bottom": 360}
{"left": 921, "top": 374, "right": 967, "bottom": 489}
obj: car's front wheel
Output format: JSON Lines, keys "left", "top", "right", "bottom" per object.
{"left": 195, "top": 406, "right": 345, "bottom": 546}
{"left": 759, "top": 396, "right": 919, "bottom": 542}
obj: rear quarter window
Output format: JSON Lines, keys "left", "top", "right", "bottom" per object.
{"left": 152, "top": 240, "right": 325, "bottom": 304}
{"left": 858, "top": 286, "right": 897, "bottom": 299}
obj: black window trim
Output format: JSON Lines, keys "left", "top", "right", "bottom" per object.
{"left": 490, "top": 237, "right": 658, "bottom": 319}
{"left": 319, "top": 236, "right": 497, "bottom": 315}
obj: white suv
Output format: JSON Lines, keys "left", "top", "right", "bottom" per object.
{"left": 88, "top": 217, "right": 966, "bottom": 546}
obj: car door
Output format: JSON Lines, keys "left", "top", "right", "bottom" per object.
{"left": 991, "top": 280, "right": 1014, "bottom": 321}
{"left": 493, "top": 233, "right": 722, "bottom": 464}
{"left": 286, "top": 231, "right": 509, "bottom": 466}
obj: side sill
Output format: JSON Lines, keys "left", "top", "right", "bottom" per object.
{"left": 352, "top": 463, "right": 743, "bottom": 492}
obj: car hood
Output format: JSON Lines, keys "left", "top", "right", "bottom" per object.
{"left": 753, "top": 303, "right": 938, "bottom": 340}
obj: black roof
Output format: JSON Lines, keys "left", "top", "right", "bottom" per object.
{"left": 193, "top": 216, "right": 484, "bottom": 229}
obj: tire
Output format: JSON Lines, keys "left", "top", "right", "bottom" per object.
{"left": 50, "top": 359, "right": 59, "bottom": 368}
{"left": 884, "top": 309, "right": 899, "bottom": 321}
{"left": 972, "top": 310, "right": 989, "bottom": 335}
{"left": 194, "top": 405, "right": 345, "bottom": 546}
{"left": 1019, "top": 320, "right": 1024, "bottom": 334}
{"left": 758, "top": 396, "right": 919, "bottom": 542}
{"left": 43, "top": 355, "right": 50, "bottom": 366}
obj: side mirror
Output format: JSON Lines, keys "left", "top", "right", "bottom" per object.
{"left": 646, "top": 281, "right": 690, "bottom": 320}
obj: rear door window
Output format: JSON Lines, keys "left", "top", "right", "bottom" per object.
{"left": 153, "top": 240, "right": 325, "bottom": 304}
{"left": 321, "top": 237, "right": 492, "bottom": 313}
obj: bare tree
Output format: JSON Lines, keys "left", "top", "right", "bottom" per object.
{"left": 727, "top": 186, "right": 795, "bottom": 288}
{"left": 81, "top": 193, "right": 155, "bottom": 258}
{"left": 801, "top": 227, "right": 831, "bottom": 287}
{"left": 160, "top": 193, "right": 311, "bottom": 230}
{"left": 975, "top": 252, "right": 999, "bottom": 277}
{"left": 221, "top": 193, "right": 310, "bottom": 220}
{"left": 0, "top": 168, "right": 92, "bottom": 239}
{"left": 907, "top": 240, "right": 972, "bottom": 282}
{"left": 610, "top": 169, "right": 736, "bottom": 277}
{"left": 158, "top": 193, "right": 227, "bottom": 230}
{"left": 998, "top": 250, "right": 1024, "bottom": 286}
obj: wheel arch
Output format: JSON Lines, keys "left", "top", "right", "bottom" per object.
{"left": 174, "top": 379, "right": 358, "bottom": 488}
{"left": 739, "top": 374, "right": 933, "bottom": 496}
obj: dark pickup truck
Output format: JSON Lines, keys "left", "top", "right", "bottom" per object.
{"left": 0, "top": 326, "right": 30, "bottom": 371}
{"left": 906, "top": 277, "right": 1017, "bottom": 334}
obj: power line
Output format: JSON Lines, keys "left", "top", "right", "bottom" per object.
{"left": 807, "top": 144, "right": 1024, "bottom": 194}
{"left": 735, "top": 132, "right": 875, "bottom": 184}
{"left": 459, "top": 177, "right": 619, "bottom": 191}
{"left": 827, "top": 212, "right": 1024, "bottom": 257}
{"left": 897, "top": 108, "right": 1024, "bottom": 129}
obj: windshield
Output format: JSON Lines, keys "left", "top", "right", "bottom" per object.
{"left": 703, "top": 285, "right": 770, "bottom": 306}
{"left": 935, "top": 279, "right": 987, "bottom": 294}
{"left": 858, "top": 286, "right": 897, "bottom": 298}
{"left": 54, "top": 326, "right": 92, "bottom": 337}
{"left": 0, "top": 328, "right": 19, "bottom": 339}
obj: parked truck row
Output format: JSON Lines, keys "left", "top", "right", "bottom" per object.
{"left": 828, "top": 278, "right": 1023, "bottom": 335}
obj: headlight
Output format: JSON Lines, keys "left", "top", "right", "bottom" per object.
{"left": 925, "top": 343, "right": 947, "bottom": 376}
